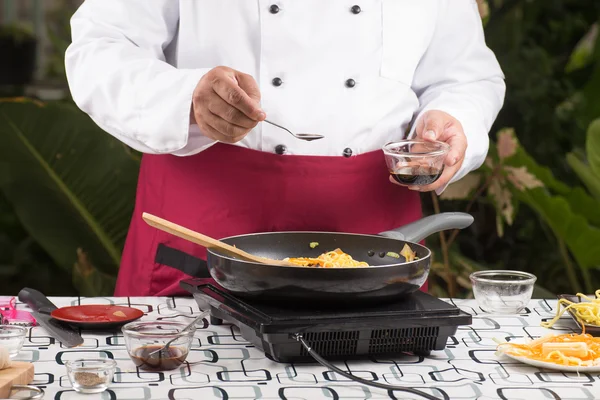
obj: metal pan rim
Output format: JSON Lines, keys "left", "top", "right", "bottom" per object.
{"left": 207, "top": 231, "right": 431, "bottom": 269}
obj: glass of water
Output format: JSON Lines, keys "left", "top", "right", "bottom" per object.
{"left": 470, "top": 270, "right": 537, "bottom": 314}
{"left": 0, "top": 325, "right": 27, "bottom": 358}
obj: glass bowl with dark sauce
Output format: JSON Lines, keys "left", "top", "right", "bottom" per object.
{"left": 122, "top": 321, "right": 196, "bottom": 371}
{"left": 382, "top": 140, "right": 450, "bottom": 186}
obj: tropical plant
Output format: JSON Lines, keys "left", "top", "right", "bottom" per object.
{"left": 0, "top": 191, "right": 76, "bottom": 294}
{"left": 422, "top": 0, "right": 600, "bottom": 298}
{"left": 0, "top": 99, "right": 140, "bottom": 296}
{"left": 45, "top": 0, "right": 77, "bottom": 87}
{"left": 0, "top": 22, "right": 38, "bottom": 96}
{"left": 484, "top": 0, "right": 600, "bottom": 178}
{"left": 0, "top": 23, "right": 35, "bottom": 43}
{"left": 0, "top": 0, "right": 599, "bottom": 299}
{"left": 430, "top": 120, "right": 600, "bottom": 298}
{"left": 567, "top": 120, "right": 600, "bottom": 199}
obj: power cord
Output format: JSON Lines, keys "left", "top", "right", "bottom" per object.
{"left": 294, "top": 334, "right": 445, "bottom": 400}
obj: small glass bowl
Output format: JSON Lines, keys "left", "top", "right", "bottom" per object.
{"left": 382, "top": 140, "right": 450, "bottom": 186}
{"left": 470, "top": 270, "right": 537, "bottom": 314}
{"left": 122, "top": 321, "right": 195, "bottom": 371}
{"left": 65, "top": 358, "right": 116, "bottom": 394}
{"left": 0, "top": 325, "right": 27, "bottom": 358}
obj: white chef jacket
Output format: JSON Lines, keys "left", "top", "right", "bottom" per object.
{"left": 65, "top": 0, "right": 505, "bottom": 188}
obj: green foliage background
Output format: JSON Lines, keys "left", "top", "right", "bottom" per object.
{"left": 423, "top": 0, "right": 600, "bottom": 298}
{"left": 1, "top": 0, "right": 600, "bottom": 297}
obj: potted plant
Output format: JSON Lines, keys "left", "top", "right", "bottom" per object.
{"left": 0, "top": 23, "right": 37, "bottom": 88}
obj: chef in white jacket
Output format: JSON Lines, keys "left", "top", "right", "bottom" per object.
{"left": 65, "top": 0, "right": 505, "bottom": 297}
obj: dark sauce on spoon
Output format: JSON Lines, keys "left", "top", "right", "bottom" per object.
{"left": 391, "top": 166, "right": 443, "bottom": 186}
{"left": 131, "top": 345, "right": 187, "bottom": 371}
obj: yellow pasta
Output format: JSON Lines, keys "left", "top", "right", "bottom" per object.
{"left": 400, "top": 243, "right": 416, "bottom": 262}
{"left": 541, "top": 290, "right": 600, "bottom": 334}
{"left": 284, "top": 248, "right": 369, "bottom": 268}
{"left": 283, "top": 243, "right": 418, "bottom": 268}
{"left": 497, "top": 333, "right": 600, "bottom": 367}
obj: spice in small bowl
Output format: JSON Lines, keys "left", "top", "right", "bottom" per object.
{"left": 65, "top": 359, "right": 116, "bottom": 394}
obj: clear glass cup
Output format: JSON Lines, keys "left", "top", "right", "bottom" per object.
{"left": 65, "top": 358, "right": 116, "bottom": 394}
{"left": 470, "top": 270, "right": 537, "bottom": 314}
{"left": 121, "top": 321, "right": 195, "bottom": 371}
{"left": 382, "top": 140, "right": 450, "bottom": 186}
{"left": 0, "top": 325, "right": 27, "bottom": 358}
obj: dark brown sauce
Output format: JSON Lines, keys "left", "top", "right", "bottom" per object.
{"left": 391, "top": 166, "right": 443, "bottom": 186}
{"left": 131, "top": 345, "right": 187, "bottom": 371}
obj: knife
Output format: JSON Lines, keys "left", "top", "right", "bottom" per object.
{"left": 18, "top": 288, "right": 84, "bottom": 348}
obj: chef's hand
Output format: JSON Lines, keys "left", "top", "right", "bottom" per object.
{"left": 390, "top": 110, "right": 467, "bottom": 192}
{"left": 191, "top": 66, "right": 266, "bottom": 144}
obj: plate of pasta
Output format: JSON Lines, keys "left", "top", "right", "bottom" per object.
{"left": 548, "top": 292, "right": 600, "bottom": 336}
{"left": 495, "top": 333, "right": 600, "bottom": 372}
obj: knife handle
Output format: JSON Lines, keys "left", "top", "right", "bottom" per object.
{"left": 18, "top": 288, "right": 57, "bottom": 314}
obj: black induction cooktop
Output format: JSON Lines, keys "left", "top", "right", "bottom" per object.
{"left": 181, "top": 278, "right": 472, "bottom": 363}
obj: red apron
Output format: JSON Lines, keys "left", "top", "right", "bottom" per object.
{"left": 115, "top": 143, "right": 425, "bottom": 297}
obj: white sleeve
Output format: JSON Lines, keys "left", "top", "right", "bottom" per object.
{"left": 65, "top": 0, "right": 215, "bottom": 155}
{"left": 409, "top": 0, "right": 506, "bottom": 191}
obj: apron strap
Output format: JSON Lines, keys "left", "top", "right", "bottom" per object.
{"left": 155, "top": 244, "right": 211, "bottom": 278}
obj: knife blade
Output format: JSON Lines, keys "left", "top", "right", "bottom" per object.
{"left": 29, "top": 311, "right": 84, "bottom": 347}
{"left": 18, "top": 288, "right": 84, "bottom": 348}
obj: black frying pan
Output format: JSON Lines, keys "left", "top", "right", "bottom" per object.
{"left": 149, "top": 212, "right": 473, "bottom": 306}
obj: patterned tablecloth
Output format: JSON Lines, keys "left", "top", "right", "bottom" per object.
{"left": 6, "top": 296, "right": 598, "bottom": 400}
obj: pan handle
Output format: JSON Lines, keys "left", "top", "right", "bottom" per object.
{"left": 378, "top": 212, "right": 474, "bottom": 243}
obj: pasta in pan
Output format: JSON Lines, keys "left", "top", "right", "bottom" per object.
{"left": 284, "top": 248, "right": 368, "bottom": 268}
{"left": 283, "top": 244, "right": 417, "bottom": 268}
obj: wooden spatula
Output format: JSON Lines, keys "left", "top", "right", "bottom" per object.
{"left": 142, "top": 213, "right": 298, "bottom": 267}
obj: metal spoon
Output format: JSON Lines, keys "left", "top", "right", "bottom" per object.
{"left": 146, "top": 309, "right": 210, "bottom": 359}
{"left": 264, "top": 119, "right": 324, "bottom": 141}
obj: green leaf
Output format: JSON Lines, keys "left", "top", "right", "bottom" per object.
{"left": 490, "top": 129, "right": 570, "bottom": 194}
{"left": 0, "top": 100, "right": 140, "bottom": 295}
{"left": 449, "top": 251, "right": 490, "bottom": 274}
{"left": 586, "top": 118, "right": 600, "bottom": 178}
{"left": 564, "top": 186, "right": 600, "bottom": 226}
{"left": 580, "top": 28, "right": 600, "bottom": 127}
{"left": 494, "top": 128, "right": 600, "bottom": 224}
{"left": 566, "top": 47, "right": 595, "bottom": 74}
{"left": 509, "top": 147, "right": 571, "bottom": 194}
{"left": 73, "top": 248, "right": 117, "bottom": 297}
{"left": 0, "top": 23, "right": 35, "bottom": 42}
{"left": 565, "top": 24, "right": 598, "bottom": 73}
{"left": 566, "top": 152, "right": 600, "bottom": 200}
{"left": 439, "top": 173, "right": 482, "bottom": 200}
{"left": 516, "top": 188, "right": 600, "bottom": 270}
{"left": 487, "top": 124, "right": 600, "bottom": 271}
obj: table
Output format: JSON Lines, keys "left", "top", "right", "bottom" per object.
{"left": 8, "top": 296, "right": 598, "bottom": 400}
